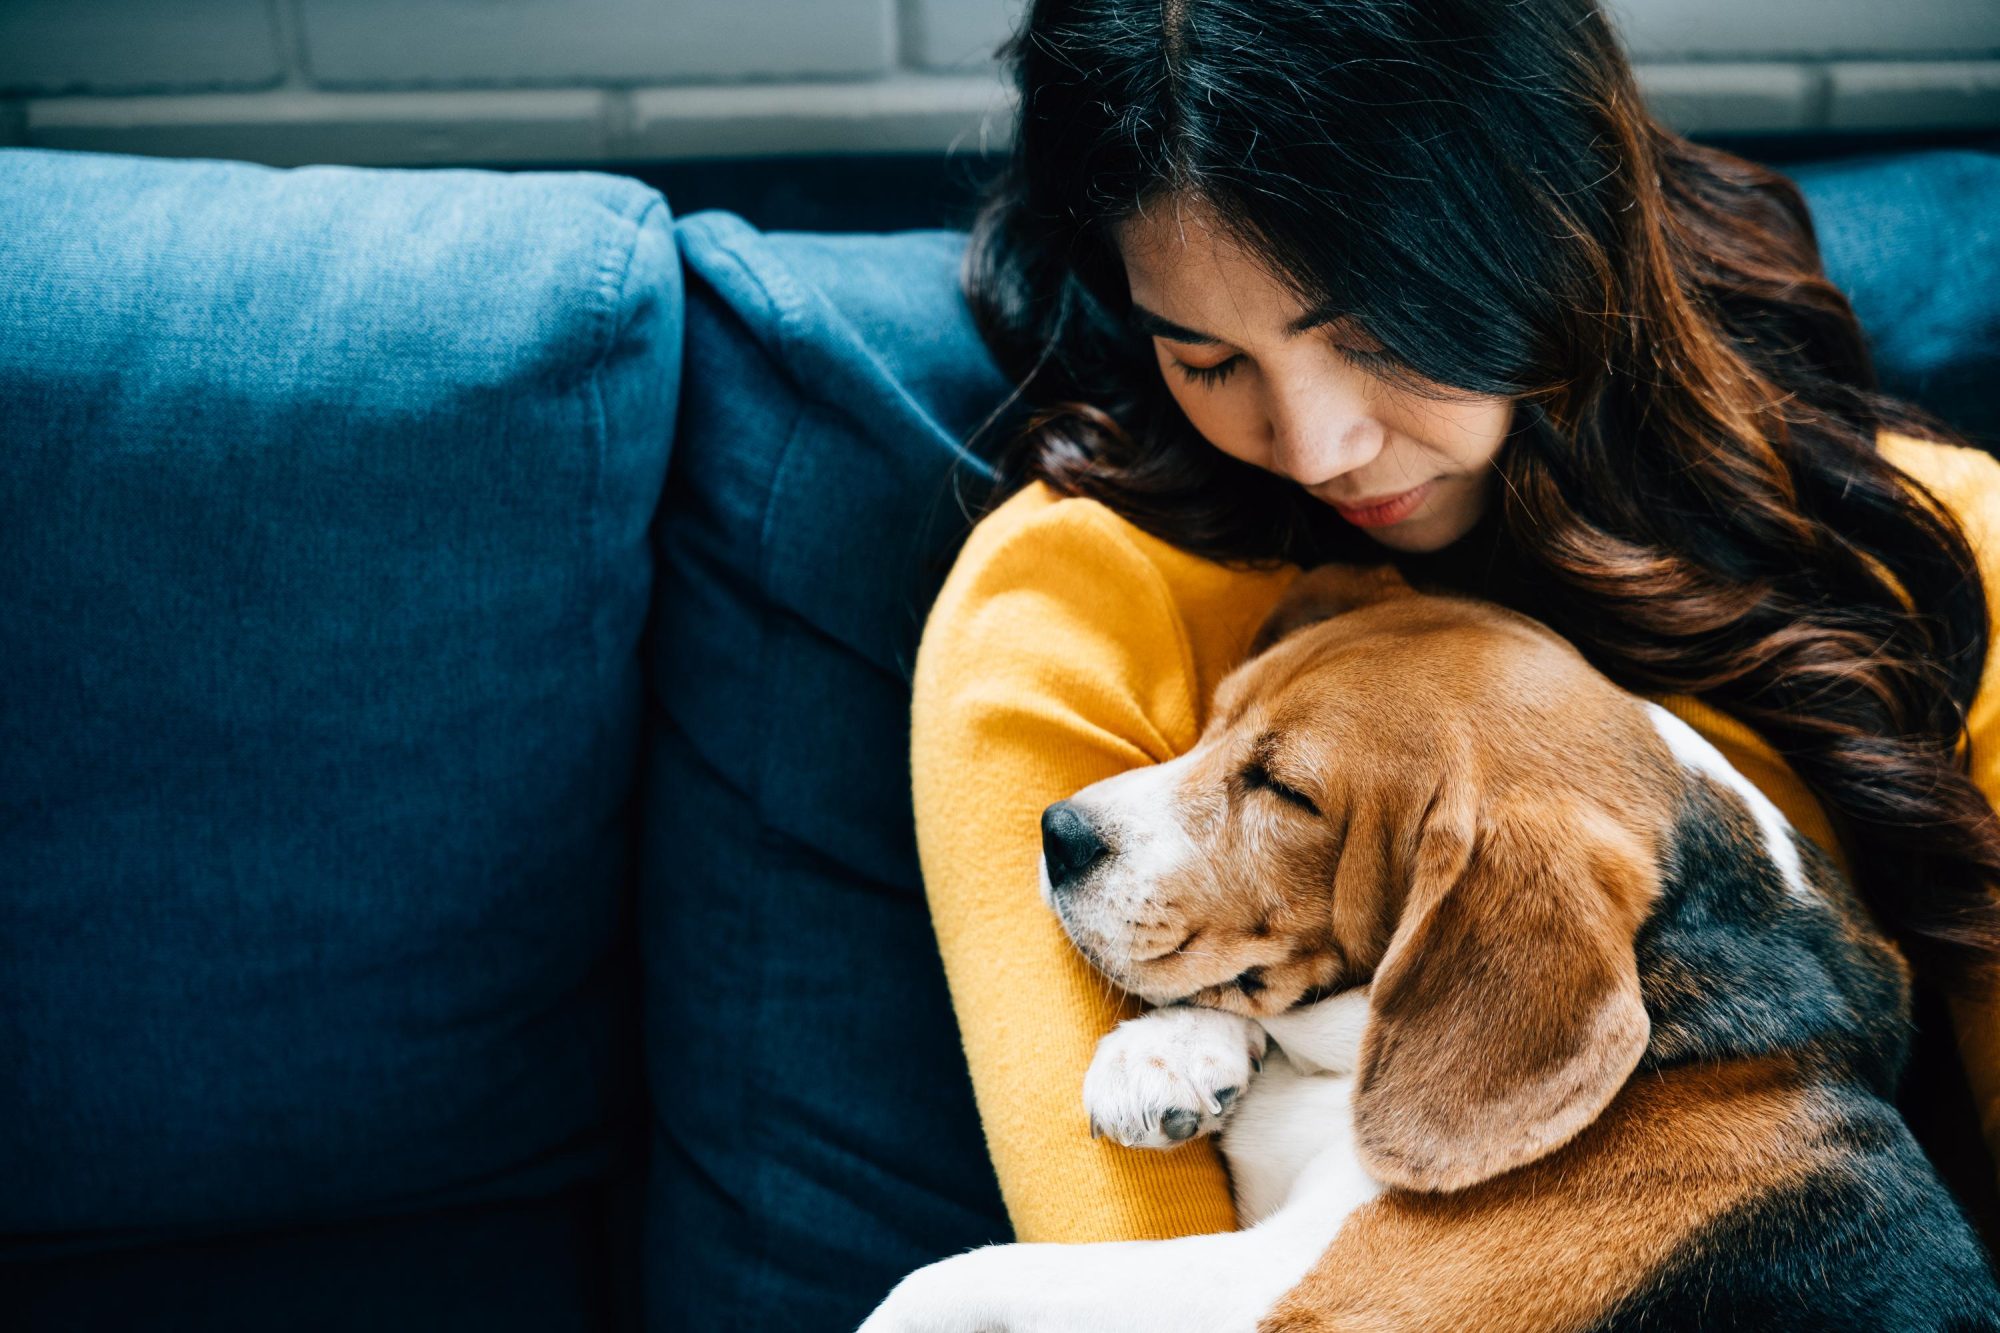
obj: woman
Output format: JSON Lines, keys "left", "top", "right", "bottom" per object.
{"left": 911, "top": 0, "right": 2000, "bottom": 1247}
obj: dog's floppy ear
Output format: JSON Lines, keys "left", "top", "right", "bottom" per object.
{"left": 1248, "top": 564, "right": 1411, "bottom": 658}
{"left": 1352, "top": 777, "right": 1655, "bottom": 1192}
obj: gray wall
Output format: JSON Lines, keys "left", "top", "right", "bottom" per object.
{"left": 2, "top": 0, "right": 1996, "bottom": 166}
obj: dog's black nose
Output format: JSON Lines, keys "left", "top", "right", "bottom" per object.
{"left": 1041, "top": 801, "right": 1109, "bottom": 895}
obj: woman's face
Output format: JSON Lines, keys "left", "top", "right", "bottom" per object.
{"left": 1115, "top": 197, "right": 1513, "bottom": 554}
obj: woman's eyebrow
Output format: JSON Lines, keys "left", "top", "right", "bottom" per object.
{"left": 1128, "top": 302, "right": 1347, "bottom": 344}
{"left": 1128, "top": 304, "right": 1218, "bottom": 344}
{"left": 1286, "top": 303, "right": 1350, "bottom": 337}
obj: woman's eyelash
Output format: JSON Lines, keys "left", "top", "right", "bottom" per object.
{"left": 1175, "top": 356, "right": 1241, "bottom": 387}
{"left": 1173, "top": 339, "right": 1386, "bottom": 388}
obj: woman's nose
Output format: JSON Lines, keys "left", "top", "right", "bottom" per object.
{"left": 1266, "top": 401, "right": 1389, "bottom": 487}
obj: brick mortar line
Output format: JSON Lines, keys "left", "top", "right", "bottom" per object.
{"left": 6, "top": 55, "right": 1999, "bottom": 103}
{"left": 9, "top": 60, "right": 1997, "bottom": 161}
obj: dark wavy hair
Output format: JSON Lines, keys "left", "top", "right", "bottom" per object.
{"left": 962, "top": 0, "right": 2000, "bottom": 987}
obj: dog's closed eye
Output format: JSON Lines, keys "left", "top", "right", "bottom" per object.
{"left": 1242, "top": 760, "right": 1322, "bottom": 817}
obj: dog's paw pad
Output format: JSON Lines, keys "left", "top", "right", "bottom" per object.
{"left": 1083, "top": 1007, "right": 1267, "bottom": 1150}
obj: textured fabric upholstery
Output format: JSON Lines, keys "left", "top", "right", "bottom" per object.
{"left": 642, "top": 213, "right": 1016, "bottom": 1333}
{"left": 0, "top": 148, "right": 679, "bottom": 1330}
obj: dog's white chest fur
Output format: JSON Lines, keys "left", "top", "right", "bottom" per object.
{"left": 1223, "top": 1049, "right": 1372, "bottom": 1224}
{"left": 1223, "top": 992, "right": 1381, "bottom": 1227}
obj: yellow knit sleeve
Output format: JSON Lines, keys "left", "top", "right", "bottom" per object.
{"left": 910, "top": 485, "right": 1238, "bottom": 1243}
{"left": 1887, "top": 436, "right": 2000, "bottom": 1179}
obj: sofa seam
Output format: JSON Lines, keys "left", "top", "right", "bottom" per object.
{"left": 583, "top": 191, "right": 669, "bottom": 699}
{"left": 686, "top": 227, "right": 826, "bottom": 1316}
{"left": 672, "top": 226, "right": 806, "bottom": 1299}
{"left": 675, "top": 223, "right": 807, "bottom": 619}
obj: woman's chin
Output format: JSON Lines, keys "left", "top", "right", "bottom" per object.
{"left": 1352, "top": 505, "right": 1469, "bottom": 554}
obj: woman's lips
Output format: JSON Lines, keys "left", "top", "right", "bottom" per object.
{"left": 1331, "top": 480, "right": 1435, "bottom": 528}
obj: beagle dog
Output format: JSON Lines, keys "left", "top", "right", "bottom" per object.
{"left": 863, "top": 566, "right": 2000, "bottom": 1332}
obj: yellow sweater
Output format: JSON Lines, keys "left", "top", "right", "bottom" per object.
{"left": 911, "top": 433, "right": 2000, "bottom": 1244}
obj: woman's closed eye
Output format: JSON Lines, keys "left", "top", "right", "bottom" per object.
{"left": 1174, "top": 355, "right": 1242, "bottom": 387}
{"left": 1168, "top": 332, "right": 1390, "bottom": 390}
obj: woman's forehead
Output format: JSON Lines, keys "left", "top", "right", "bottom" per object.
{"left": 1115, "top": 201, "right": 1324, "bottom": 345}
{"left": 1116, "top": 197, "right": 1261, "bottom": 286}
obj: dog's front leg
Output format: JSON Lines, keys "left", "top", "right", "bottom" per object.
{"left": 856, "top": 1223, "right": 1311, "bottom": 1333}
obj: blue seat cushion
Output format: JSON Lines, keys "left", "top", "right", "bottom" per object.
{"left": 0, "top": 148, "right": 678, "bottom": 1328}
{"left": 644, "top": 213, "right": 1017, "bottom": 1331}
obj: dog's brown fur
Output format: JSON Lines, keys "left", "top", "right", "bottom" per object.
{"left": 1203, "top": 566, "right": 1983, "bottom": 1330}
{"left": 1259, "top": 1056, "right": 1826, "bottom": 1333}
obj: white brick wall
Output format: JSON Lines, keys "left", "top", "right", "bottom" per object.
{"left": 297, "top": 0, "right": 897, "bottom": 86}
{"left": 0, "top": 1, "right": 284, "bottom": 95}
{"left": 1605, "top": 0, "right": 1998, "bottom": 60}
{"left": 2, "top": 0, "right": 1995, "bottom": 166}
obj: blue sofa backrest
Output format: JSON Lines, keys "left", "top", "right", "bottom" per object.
{"left": 0, "top": 148, "right": 677, "bottom": 1329}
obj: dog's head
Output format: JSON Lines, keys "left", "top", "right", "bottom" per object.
{"left": 1041, "top": 566, "right": 1679, "bottom": 1191}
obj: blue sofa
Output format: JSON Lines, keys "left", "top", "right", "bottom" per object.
{"left": 1, "top": 145, "right": 1995, "bottom": 1332}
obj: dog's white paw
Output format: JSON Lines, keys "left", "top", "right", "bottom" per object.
{"left": 1083, "top": 1006, "right": 1268, "bottom": 1149}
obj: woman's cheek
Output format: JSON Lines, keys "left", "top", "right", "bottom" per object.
{"left": 1167, "top": 378, "right": 1265, "bottom": 469}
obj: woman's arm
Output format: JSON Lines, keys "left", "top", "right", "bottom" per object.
{"left": 910, "top": 486, "right": 1238, "bottom": 1243}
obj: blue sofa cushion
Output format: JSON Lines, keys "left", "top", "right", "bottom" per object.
{"left": 0, "top": 148, "right": 677, "bottom": 1327}
{"left": 644, "top": 213, "right": 1017, "bottom": 1332}
{"left": 1792, "top": 149, "right": 2000, "bottom": 446}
